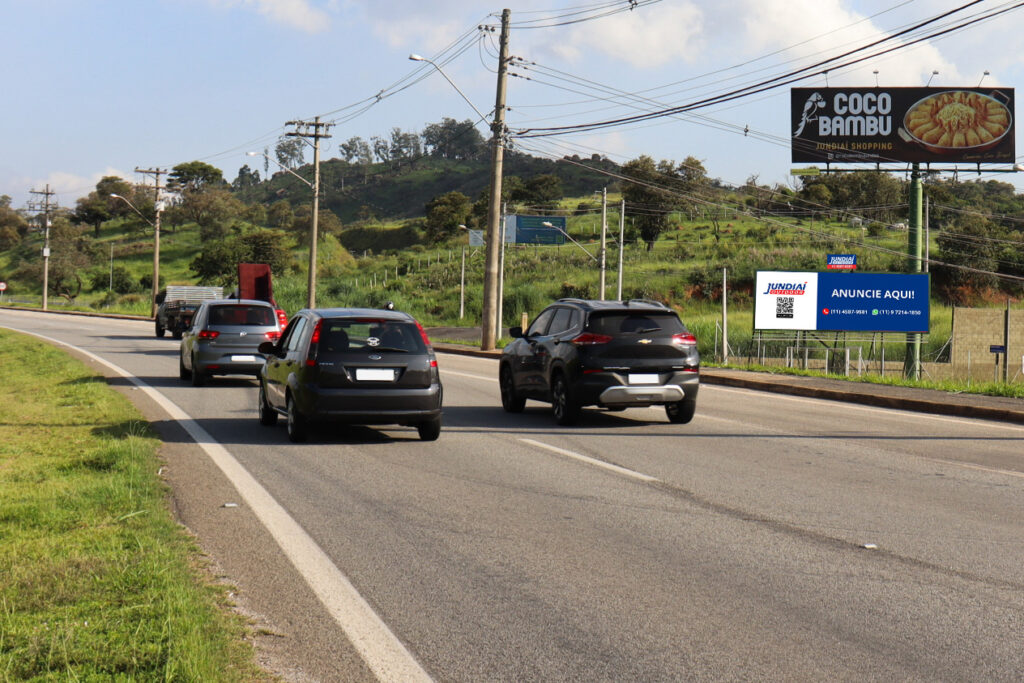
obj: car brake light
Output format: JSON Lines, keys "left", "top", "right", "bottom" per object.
{"left": 571, "top": 332, "right": 612, "bottom": 345}
{"left": 672, "top": 333, "right": 697, "bottom": 346}
{"left": 415, "top": 320, "right": 433, "bottom": 350}
{"left": 275, "top": 309, "right": 288, "bottom": 328}
{"left": 197, "top": 330, "right": 220, "bottom": 340}
{"left": 430, "top": 359, "right": 438, "bottom": 368}
{"left": 264, "top": 331, "right": 281, "bottom": 341}
{"left": 306, "top": 319, "right": 323, "bottom": 367}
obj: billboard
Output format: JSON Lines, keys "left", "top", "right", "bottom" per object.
{"left": 755, "top": 271, "right": 930, "bottom": 333}
{"left": 791, "top": 87, "right": 1014, "bottom": 164}
{"left": 503, "top": 215, "right": 567, "bottom": 245}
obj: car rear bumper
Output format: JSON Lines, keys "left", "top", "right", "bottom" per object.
{"left": 296, "top": 383, "right": 443, "bottom": 424}
{"left": 582, "top": 371, "right": 700, "bottom": 407}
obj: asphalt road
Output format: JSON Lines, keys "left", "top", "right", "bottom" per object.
{"left": 4, "top": 308, "right": 1024, "bottom": 682}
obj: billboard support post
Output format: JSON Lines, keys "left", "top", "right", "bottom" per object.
{"left": 904, "top": 164, "right": 923, "bottom": 380}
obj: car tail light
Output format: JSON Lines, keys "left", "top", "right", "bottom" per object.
{"left": 264, "top": 331, "right": 281, "bottom": 341}
{"left": 305, "top": 319, "right": 323, "bottom": 367}
{"left": 275, "top": 309, "right": 288, "bottom": 329}
{"left": 672, "top": 333, "right": 697, "bottom": 346}
{"left": 415, "top": 320, "right": 433, "bottom": 351}
{"left": 571, "top": 332, "right": 612, "bottom": 345}
{"left": 197, "top": 330, "right": 220, "bottom": 340}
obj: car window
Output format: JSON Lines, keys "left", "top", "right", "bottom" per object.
{"left": 283, "top": 317, "right": 307, "bottom": 353}
{"left": 586, "top": 312, "right": 686, "bottom": 336}
{"left": 319, "top": 319, "right": 426, "bottom": 354}
{"left": 548, "top": 307, "right": 574, "bottom": 335}
{"left": 209, "top": 305, "right": 275, "bottom": 326}
{"left": 526, "top": 308, "right": 556, "bottom": 337}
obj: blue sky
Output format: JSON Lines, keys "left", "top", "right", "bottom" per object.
{"left": 2, "top": 0, "right": 1022, "bottom": 212}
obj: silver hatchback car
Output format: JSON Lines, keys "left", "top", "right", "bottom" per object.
{"left": 179, "top": 299, "right": 282, "bottom": 386}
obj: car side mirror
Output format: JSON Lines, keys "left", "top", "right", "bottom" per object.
{"left": 510, "top": 326, "right": 524, "bottom": 339}
{"left": 258, "top": 341, "right": 277, "bottom": 355}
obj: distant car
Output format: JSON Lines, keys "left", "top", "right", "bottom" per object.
{"left": 499, "top": 298, "right": 700, "bottom": 425}
{"left": 257, "top": 307, "right": 443, "bottom": 442}
{"left": 179, "top": 299, "right": 282, "bottom": 386}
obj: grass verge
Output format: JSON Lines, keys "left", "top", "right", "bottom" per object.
{"left": 0, "top": 329, "right": 272, "bottom": 681}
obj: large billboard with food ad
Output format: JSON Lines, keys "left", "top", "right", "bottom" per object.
{"left": 755, "top": 271, "right": 930, "bottom": 333}
{"left": 791, "top": 87, "right": 1014, "bottom": 164}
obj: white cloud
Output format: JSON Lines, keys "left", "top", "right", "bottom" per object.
{"left": 558, "top": 3, "right": 705, "bottom": 68}
{"left": 211, "top": 0, "right": 331, "bottom": 33}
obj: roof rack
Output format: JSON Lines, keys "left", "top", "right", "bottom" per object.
{"left": 626, "top": 299, "right": 670, "bottom": 309}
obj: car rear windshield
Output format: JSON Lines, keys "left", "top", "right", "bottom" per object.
{"left": 586, "top": 311, "right": 687, "bottom": 336}
{"left": 317, "top": 319, "right": 426, "bottom": 354}
{"left": 209, "top": 305, "right": 276, "bottom": 326}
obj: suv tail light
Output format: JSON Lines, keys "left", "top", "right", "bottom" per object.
{"left": 197, "top": 330, "right": 220, "bottom": 340}
{"left": 305, "top": 319, "right": 323, "bottom": 367}
{"left": 571, "top": 332, "right": 612, "bottom": 345}
{"left": 672, "top": 333, "right": 697, "bottom": 346}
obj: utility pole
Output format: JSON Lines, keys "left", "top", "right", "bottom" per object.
{"left": 904, "top": 164, "right": 923, "bottom": 380}
{"left": 616, "top": 199, "right": 625, "bottom": 301}
{"left": 481, "top": 8, "right": 511, "bottom": 350}
{"left": 599, "top": 187, "right": 607, "bottom": 300}
{"left": 135, "top": 167, "right": 166, "bottom": 317}
{"left": 286, "top": 116, "right": 334, "bottom": 308}
{"left": 28, "top": 185, "right": 55, "bottom": 311}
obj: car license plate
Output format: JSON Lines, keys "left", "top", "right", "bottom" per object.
{"left": 231, "top": 355, "right": 256, "bottom": 362}
{"left": 355, "top": 368, "right": 395, "bottom": 381}
{"left": 628, "top": 373, "right": 659, "bottom": 385}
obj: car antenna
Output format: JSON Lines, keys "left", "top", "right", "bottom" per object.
{"left": 385, "top": 301, "right": 395, "bottom": 310}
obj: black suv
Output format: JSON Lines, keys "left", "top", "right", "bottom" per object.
{"left": 499, "top": 299, "right": 700, "bottom": 425}
{"left": 257, "top": 307, "right": 443, "bottom": 442}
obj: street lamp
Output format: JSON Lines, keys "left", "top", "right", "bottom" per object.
{"left": 926, "top": 70, "right": 939, "bottom": 86}
{"left": 542, "top": 221, "right": 598, "bottom": 263}
{"left": 408, "top": 54, "right": 490, "bottom": 123}
{"left": 248, "top": 151, "right": 319, "bottom": 308}
{"left": 110, "top": 192, "right": 163, "bottom": 317}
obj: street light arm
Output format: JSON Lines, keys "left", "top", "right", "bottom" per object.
{"left": 408, "top": 54, "right": 491, "bottom": 124}
{"left": 110, "top": 193, "right": 155, "bottom": 228}
{"left": 543, "top": 221, "right": 598, "bottom": 262}
{"left": 247, "top": 151, "right": 314, "bottom": 189}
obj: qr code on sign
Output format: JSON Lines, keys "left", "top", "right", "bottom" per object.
{"left": 776, "top": 297, "right": 794, "bottom": 318}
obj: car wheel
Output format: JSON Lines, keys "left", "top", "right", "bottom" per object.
{"left": 665, "top": 399, "right": 697, "bottom": 424}
{"left": 499, "top": 365, "right": 525, "bottom": 413}
{"left": 258, "top": 383, "right": 278, "bottom": 426}
{"left": 417, "top": 415, "right": 441, "bottom": 441}
{"left": 551, "top": 372, "right": 580, "bottom": 426}
{"left": 172, "top": 327, "right": 183, "bottom": 340}
{"left": 286, "top": 395, "right": 307, "bottom": 443}
{"left": 179, "top": 353, "right": 191, "bottom": 380}
{"left": 155, "top": 321, "right": 166, "bottom": 338}
{"left": 190, "top": 356, "right": 206, "bottom": 387}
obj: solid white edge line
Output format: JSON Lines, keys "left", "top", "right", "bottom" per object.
{"left": 519, "top": 438, "right": 660, "bottom": 483}
{"left": 4, "top": 326, "right": 432, "bottom": 683}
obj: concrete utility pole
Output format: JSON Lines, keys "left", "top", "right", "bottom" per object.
{"left": 481, "top": 8, "right": 511, "bottom": 350}
{"left": 599, "top": 187, "right": 607, "bottom": 300}
{"left": 28, "top": 185, "right": 55, "bottom": 311}
{"left": 904, "top": 164, "right": 923, "bottom": 380}
{"left": 135, "top": 167, "right": 166, "bottom": 317}
{"left": 616, "top": 199, "right": 625, "bottom": 301}
{"left": 286, "top": 116, "right": 334, "bottom": 309}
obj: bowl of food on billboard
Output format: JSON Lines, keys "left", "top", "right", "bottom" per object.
{"left": 901, "top": 90, "right": 1012, "bottom": 154}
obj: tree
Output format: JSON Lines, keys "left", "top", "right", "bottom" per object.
{"left": 190, "top": 228, "right": 291, "bottom": 285}
{"left": 268, "top": 200, "right": 294, "bottom": 229}
{"left": 167, "top": 161, "right": 225, "bottom": 193}
{"left": 933, "top": 213, "right": 999, "bottom": 302}
{"left": 370, "top": 136, "right": 390, "bottom": 164}
{"left": 275, "top": 138, "right": 305, "bottom": 170}
{"left": 291, "top": 205, "right": 344, "bottom": 243}
{"left": 421, "top": 117, "right": 485, "bottom": 160}
{"left": 621, "top": 155, "right": 679, "bottom": 250}
{"left": 179, "top": 188, "right": 245, "bottom": 240}
{"left": 516, "top": 174, "right": 563, "bottom": 206}
{"left": 233, "top": 164, "right": 261, "bottom": 190}
{"left": 425, "top": 191, "right": 471, "bottom": 242}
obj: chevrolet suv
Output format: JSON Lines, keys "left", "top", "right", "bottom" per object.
{"left": 499, "top": 299, "right": 699, "bottom": 425}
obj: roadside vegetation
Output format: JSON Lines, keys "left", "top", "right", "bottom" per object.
{"left": 0, "top": 329, "right": 272, "bottom": 680}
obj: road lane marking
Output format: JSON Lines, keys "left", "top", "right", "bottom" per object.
{"left": 519, "top": 438, "right": 660, "bottom": 484}
{"left": 439, "top": 368, "right": 497, "bottom": 382}
{"left": 3, "top": 326, "right": 433, "bottom": 683}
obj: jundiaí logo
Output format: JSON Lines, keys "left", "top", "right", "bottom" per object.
{"left": 763, "top": 282, "right": 808, "bottom": 295}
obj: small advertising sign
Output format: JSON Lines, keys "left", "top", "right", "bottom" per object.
{"left": 504, "top": 215, "right": 567, "bottom": 245}
{"left": 755, "top": 271, "right": 930, "bottom": 333}
{"left": 826, "top": 254, "right": 857, "bottom": 270}
{"left": 791, "top": 87, "right": 1015, "bottom": 164}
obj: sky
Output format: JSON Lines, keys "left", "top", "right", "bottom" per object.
{"left": 2, "top": 0, "right": 1023, "bottom": 213}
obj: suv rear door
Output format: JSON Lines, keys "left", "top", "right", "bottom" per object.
{"left": 582, "top": 311, "right": 695, "bottom": 374}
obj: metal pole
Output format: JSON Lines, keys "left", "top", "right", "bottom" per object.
{"left": 481, "top": 8, "right": 511, "bottom": 350}
{"left": 599, "top": 187, "right": 607, "bottom": 300}
{"left": 498, "top": 203, "right": 506, "bottom": 335}
{"left": 1004, "top": 299, "right": 1011, "bottom": 383}
{"left": 904, "top": 164, "right": 923, "bottom": 380}
{"left": 617, "top": 199, "right": 625, "bottom": 301}
{"left": 459, "top": 246, "right": 465, "bottom": 320}
{"left": 722, "top": 267, "right": 728, "bottom": 365}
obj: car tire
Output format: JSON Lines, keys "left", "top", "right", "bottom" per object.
{"left": 417, "top": 415, "right": 441, "bottom": 441}
{"left": 258, "top": 383, "right": 278, "bottom": 426}
{"left": 499, "top": 365, "right": 525, "bottom": 413}
{"left": 179, "top": 354, "right": 191, "bottom": 380}
{"left": 665, "top": 399, "right": 697, "bottom": 424}
{"left": 286, "top": 395, "right": 307, "bottom": 443}
{"left": 551, "top": 372, "right": 580, "bottom": 426}
{"left": 190, "top": 356, "right": 206, "bottom": 387}
{"left": 172, "top": 327, "right": 183, "bottom": 340}
{"left": 155, "top": 321, "right": 166, "bottom": 338}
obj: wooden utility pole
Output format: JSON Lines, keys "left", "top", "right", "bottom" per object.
{"left": 28, "top": 185, "right": 55, "bottom": 311}
{"left": 286, "top": 117, "right": 333, "bottom": 309}
{"left": 135, "top": 167, "right": 166, "bottom": 317}
{"left": 481, "top": 8, "right": 510, "bottom": 350}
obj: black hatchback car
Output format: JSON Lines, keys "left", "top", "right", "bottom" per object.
{"left": 499, "top": 299, "right": 700, "bottom": 425}
{"left": 257, "top": 307, "right": 443, "bottom": 442}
